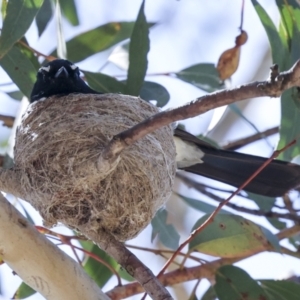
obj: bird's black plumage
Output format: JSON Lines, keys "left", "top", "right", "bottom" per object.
{"left": 30, "top": 59, "right": 101, "bottom": 102}
{"left": 30, "top": 59, "right": 300, "bottom": 197}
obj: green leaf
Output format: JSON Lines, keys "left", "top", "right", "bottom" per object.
{"left": 277, "top": 88, "right": 300, "bottom": 160}
{"left": 125, "top": 0, "right": 149, "bottom": 95}
{"left": 151, "top": 208, "right": 180, "bottom": 250}
{"left": 215, "top": 265, "right": 270, "bottom": 300}
{"left": 246, "top": 192, "right": 286, "bottom": 230}
{"left": 140, "top": 81, "right": 170, "bottom": 107}
{"left": 175, "top": 63, "right": 222, "bottom": 92}
{"left": 50, "top": 22, "right": 136, "bottom": 63}
{"left": 1, "top": 0, "right": 8, "bottom": 19}
{"left": 35, "top": 0, "right": 53, "bottom": 36}
{"left": 59, "top": 0, "right": 79, "bottom": 26}
{"left": 251, "top": 0, "right": 288, "bottom": 68}
{"left": 260, "top": 279, "right": 300, "bottom": 300}
{"left": 7, "top": 90, "right": 23, "bottom": 101}
{"left": 189, "top": 214, "right": 271, "bottom": 258}
{"left": 0, "top": 0, "right": 44, "bottom": 58}
{"left": 201, "top": 285, "right": 217, "bottom": 300}
{"left": 177, "top": 193, "right": 228, "bottom": 214}
{"left": 0, "top": 43, "right": 38, "bottom": 99}
{"left": 118, "top": 267, "right": 134, "bottom": 282}
{"left": 81, "top": 241, "right": 118, "bottom": 288}
{"left": 13, "top": 282, "right": 36, "bottom": 299}
{"left": 259, "top": 226, "right": 281, "bottom": 253}
{"left": 83, "top": 71, "right": 126, "bottom": 93}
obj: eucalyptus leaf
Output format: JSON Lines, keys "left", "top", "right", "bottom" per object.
{"left": 215, "top": 265, "right": 269, "bottom": 300}
{"left": 35, "top": 0, "right": 53, "bottom": 36}
{"left": 151, "top": 208, "right": 180, "bottom": 250}
{"left": 0, "top": 0, "right": 44, "bottom": 58}
{"left": 125, "top": 0, "right": 149, "bottom": 96}
{"left": 59, "top": 0, "right": 79, "bottom": 26}
{"left": 13, "top": 282, "right": 36, "bottom": 299}
{"left": 83, "top": 71, "right": 125, "bottom": 93}
{"left": 0, "top": 43, "right": 38, "bottom": 99}
{"left": 260, "top": 279, "right": 300, "bottom": 300}
{"left": 189, "top": 214, "right": 272, "bottom": 257}
{"left": 140, "top": 81, "right": 170, "bottom": 107}
{"left": 50, "top": 22, "right": 137, "bottom": 63}
{"left": 175, "top": 63, "right": 222, "bottom": 92}
{"left": 81, "top": 241, "right": 118, "bottom": 288}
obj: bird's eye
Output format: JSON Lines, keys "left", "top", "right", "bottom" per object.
{"left": 38, "top": 66, "right": 51, "bottom": 73}
{"left": 70, "top": 64, "right": 78, "bottom": 70}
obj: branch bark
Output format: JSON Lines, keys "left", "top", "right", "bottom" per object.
{"left": 102, "top": 60, "right": 300, "bottom": 161}
{"left": 78, "top": 226, "right": 173, "bottom": 300}
{"left": 0, "top": 194, "right": 109, "bottom": 300}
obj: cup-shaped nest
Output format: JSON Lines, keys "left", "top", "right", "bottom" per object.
{"left": 14, "top": 94, "right": 177, "bottom": 241}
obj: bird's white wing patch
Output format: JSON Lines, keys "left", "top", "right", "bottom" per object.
{"left": 174, "top": 136, "right": 204, "bottom": 168}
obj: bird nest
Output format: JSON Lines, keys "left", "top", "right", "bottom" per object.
{"left": 14, "top": 94, "right": 176, "bottom": 241}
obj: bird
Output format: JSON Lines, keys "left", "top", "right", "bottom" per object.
{"left": 30, "top": 59, "right": 300, "bottom": 197}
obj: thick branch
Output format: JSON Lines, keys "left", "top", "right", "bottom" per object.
{"left": 78, "top": 227, "right": 173, "bottom": 300}
{"left": 0, "top": 194, "right": 109, "bottom": 300}
{"left": 102, "top": 60, "right": 300, "bottom": 161}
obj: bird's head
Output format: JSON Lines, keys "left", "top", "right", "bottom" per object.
{"left": 30, "top": 59, "right": 99, "bottom": 103}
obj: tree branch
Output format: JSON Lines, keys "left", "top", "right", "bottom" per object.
{"left": 0, "top": 194, "right": 109, "bottom": 300}
{"left": 106, "top": 224, "right": 300, "bottom": 299}
{"left": 102, "top": 60, "right": 300, "bottom": 161}
{"left": 77, "top": 226, "right": 173, "bottom": 300}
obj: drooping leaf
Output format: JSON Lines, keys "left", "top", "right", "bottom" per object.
{"left": 0, "top": 0, "right": 44, "bottom": 58}
{"left": 13, "top": 282, "right": 36, "bottom": 299}
{"left": 125, "top": 0, "right": 149, "bottom": 96}
{"left": 59, "top": 0, "right": 79, "bottom": 26}
{"left": 7, "top": 90, "right": 23, "bottom": 101}
{"left": 83, "top": 71, "right": 126, "bottom": 93}
{"left": 50, "top": 22, "right": 137, "bottom": 63}
{"left": 175, "top": 63, "right": 222, "bottom": 92}
{"left": 81, "top": 241, "right": 118, "bottom": 288}
{"left": 251, "top": 0, "right": 288, "bottom": 68}
{"left": 278, "top": 88, "right": 300, "bottom": 160}
{"left": 177, "top": 193, "right": 228, "bottom": 214}
{"left": 0, "top": 43, "right": 38, "bottom": 99}
{"left": 189, "top": 214, "right": 273, "bottom": 257}
{"left": 215, "top": 265, "right": 269, "bottom": 300}
{"left": 201, "top": 285, "right": 217, "bottom": 300}
{"left": 35, "top": 0, "right": 53, "bottom": 36}
{"left": 246, "top": 192, "right": 286, "bottom": 230}
{"left": 260, "top": 279, "right": 300, "bottom": 300}
{"left": 140, "top": 81, "right": 170, "bottom": 107}
{"left": 1, "top": 0, "right": 8, "bottom": 19}
{"left": 151, "top": 208, "right": 180, "bottom": 250}
{"left": 276, "top": 1, "right": 300, "bottom": 160}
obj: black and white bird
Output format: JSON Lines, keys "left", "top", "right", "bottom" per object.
{"left": 30, "top": 59, "right": 300, "bottom": 197}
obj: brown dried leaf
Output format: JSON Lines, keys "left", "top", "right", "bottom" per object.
{"left": 217, "top": 30, "right": 248, "bottom": 81}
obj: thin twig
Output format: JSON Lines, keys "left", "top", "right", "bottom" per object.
{"left": 177, "top": 174, "right": 300, "bottom": 222}
{"left": 223, "top": 126, "right": 279, "bottom": 150}
{"left": 106, "top": 225, "right": 300, "bottom": 299}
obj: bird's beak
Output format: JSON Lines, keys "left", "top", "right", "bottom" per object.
{"left": 55, "top": 66, "right": 68, "bottom": 78}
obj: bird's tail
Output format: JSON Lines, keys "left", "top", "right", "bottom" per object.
{"left": 181, "top": 148, "right": 300, "bottom": 197}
